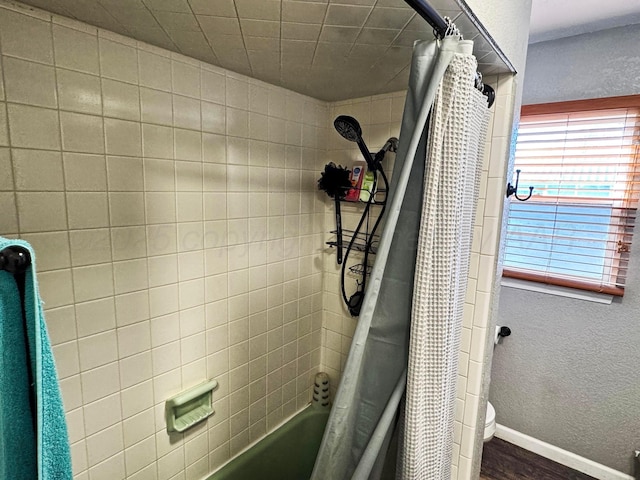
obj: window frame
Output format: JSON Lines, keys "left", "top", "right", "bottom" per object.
{"left": 502, "top": 95, "right": 640, "bottom": 297}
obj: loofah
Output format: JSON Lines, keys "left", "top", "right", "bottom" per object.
{"left": 318, "top": 162, "right": 351, "bottom": 199}
{"left": 318, "top": 163, "right": 351, "bottom": 264}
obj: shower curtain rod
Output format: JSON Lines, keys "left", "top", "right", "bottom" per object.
{"left": 404, "top": 0, "right": 448, "bottom": 34}
{"left": 403, "top": 0, "right": 495, "bottom": 107}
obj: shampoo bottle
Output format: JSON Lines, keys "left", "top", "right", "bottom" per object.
{"left": 345, "top": 161, "right": 365, "bottom": 202}
{"left": 359, "top": 170, "right": 375, "bottom": 202}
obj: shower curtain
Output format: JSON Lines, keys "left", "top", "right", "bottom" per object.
{"left": 311, "top": 33, "right": 490, "bottom": 480}
{"left": 399, "top": 42, "right": 490, "bottom": 480}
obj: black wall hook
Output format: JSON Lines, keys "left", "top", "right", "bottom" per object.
{"left": 506, "top": 169, "right": 533, "bottom": 201}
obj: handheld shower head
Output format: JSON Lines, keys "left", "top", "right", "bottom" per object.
{"left": 334, "top": 115, "right": 362, "bottom": 142}
{"left": 333, "top": 115, "right": 375, "bottom": 169}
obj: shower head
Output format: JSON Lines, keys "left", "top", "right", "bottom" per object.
{"left": 334, "top": 115, "right": 362, "bottom": 142}
{"left": 333, "top": 115, "right": 375, "bottom": 169}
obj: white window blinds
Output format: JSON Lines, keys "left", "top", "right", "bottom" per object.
{"left": 503, "top": 97, "right": 640, "bottom": 296}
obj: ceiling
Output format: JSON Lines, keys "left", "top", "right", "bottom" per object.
{"left": 529, "top": 0, "right": 640, "bottom": 44}
{"left": 17, "top": 0, "right": 512, "bottom": 101}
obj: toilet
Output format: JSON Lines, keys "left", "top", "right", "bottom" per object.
{"left": 483, "top": 402, "right": 496, "bottom": 442}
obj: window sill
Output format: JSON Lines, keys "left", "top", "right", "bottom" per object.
{"left": 500, "top": 278, "right": 614, "bottom": 304}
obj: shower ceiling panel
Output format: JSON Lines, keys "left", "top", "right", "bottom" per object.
{"left": 18, "top": 0, "right": 514, "bottom": 101}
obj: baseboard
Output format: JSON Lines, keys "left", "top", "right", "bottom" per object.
{"left": 495, "top": 424, "right": 634, "bottom": 480}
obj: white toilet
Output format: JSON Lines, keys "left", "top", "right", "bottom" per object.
{"left": 483, "top": 402, "right": 496, "bottom": 442}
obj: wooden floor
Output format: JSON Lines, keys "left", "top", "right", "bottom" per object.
{"left": 480, "top": 439, "right": 598, "bottom": 480}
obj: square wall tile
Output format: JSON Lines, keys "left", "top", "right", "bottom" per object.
{"left": 12, "top": 149, "right": 64, "bottom": 191}
{"left": 7, "top": 104, "right": 61, "bottom": 150}
{"left": 226, "top": 77, "right": 248, "bottom": 110}
{"left": 109, "top": 192, "right": 145, "bottom": 226}
{"left": 81, "top": 361, "right": 121, "bottom": 407}
{"left": 175, "top": 129, "right": 202, "bottom": 161}
{"left": 118, "top": 321, "right": 151, "bottom": 358}
{"left": 78, "top": 330, "right": 118, "bottom": 371}
{"left": 53, "top": 25, "right": 100, "bottom": 75}
{"left": 113, "top": 258, "right": 149, "bottom": 294}
{"left": 120, "top": 351, "right": 153, "bottom": 390}
{"left": 83, "top": 393, "right": 122, "bottom": 437}
{"left": 73, "top": 264, "right": 114, "bottom": 303}
{"left": 203, "top": 133, "right": 226, "bottom": 163}
{"left": 201, "top": 70, "right": 225, "bottom": 104}
{"left": 172, "top": 60, "right": 200, "bottom": 97}
{"left": 63, "top": 153, "right": 107, "bottom": 192}
{"left": 16, "top": 192, "right": 67, "bottom": 232}
{"left": 202, "top": 101, "right": 226, "bottom": 134}
{"left": 102, "top": 79, "right": 140, "bottom": 121}
{"left": 3, "top": 57, "right": 57, "bottom": 108}
{"left": 144, "top": 158, "right": 175, "bottom": 191}
{"left": 56, "top": 69, "right": 102, "bottom": 115}
{"left": 0, "top": 9, "right": 53, "bottom": 64}
{"left": 139, "top": 50, "right": 172, "bottom": 91}
{"left": 142, "top": 124, "right": 174, "bottom": 159}
{"left": 173, "top": 94, "right": 201, "bottom": 130}
{"left": 75, "top": 297, "right": 116, "bottom": 338}
{"left": 105, "top": 118, "right": 142, "bottom": 157}
{"left": 111, "top": 226, "right": 148, "bottom": 260}
{"left": 99, "top": 38, "right": 138, "bottom": 84}
{"left": 67, "top": 193, "right": 109, "bottom": 229}
{"left": 60, "top": 112, "right": 105, "bottom": 154}
{"left": 140, "top": 87, "right": 173, "bottom": 126}
{"left": 147, "top": 224, "right": 177, "bottom": 256}
{"left": 107, "top": 156, "right": 144, "bottom": 192}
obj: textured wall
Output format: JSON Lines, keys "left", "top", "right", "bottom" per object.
{"left": 462, "top": 0, "right": 532, "bottom": 75}
{"left": 0, "top": 2, "right": 326, "bottom": 479}
{"left": 523, "top": 24, "right": 640, "bottom": 105}
{"left": 491, "top": 24, "right": 640, "bottom": 476}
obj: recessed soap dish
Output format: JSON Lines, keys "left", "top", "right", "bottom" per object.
{"left": 165, "top": 379, "right": 218, "bottom": 433}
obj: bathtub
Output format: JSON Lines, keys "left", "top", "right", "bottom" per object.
{"left": 207, "top": 406, "right": 329, "bottom": 480}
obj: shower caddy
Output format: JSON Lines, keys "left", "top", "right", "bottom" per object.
{"left": 321, "top": 116, "right": 396, "bottom": 316}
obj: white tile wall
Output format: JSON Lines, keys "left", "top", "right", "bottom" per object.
{"left": 0, "top": 3, "right": 327, "bottom": 479}
{"left": 322, "top": 74, "right": 516, "bottom": 480}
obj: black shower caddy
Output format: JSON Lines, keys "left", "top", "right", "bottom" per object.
{"left": 326, "top": 187, "right": 387, "bottom": 276}
{"left": 326, "top": 181, "right": 390, "bottom": 318}
{"left": 322, "top": 115, "right": 396, "bottom": 316}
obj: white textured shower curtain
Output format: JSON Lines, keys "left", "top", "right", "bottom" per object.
{"left": 399, "top": 42, "right": 490, "bottom": 480}
{"left": 311, "top": 34, "right": 490, "bottom": 480}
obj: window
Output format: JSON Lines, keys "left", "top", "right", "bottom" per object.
{"left": 503, "top": 96, "right": 640, "bottom": 296}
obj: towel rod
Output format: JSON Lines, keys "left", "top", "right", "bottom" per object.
{"left": 1, "top": 245, "right": 35, "bottom": 424}
{"left": 0, "top": 246, "right": 31, "bottom": 274}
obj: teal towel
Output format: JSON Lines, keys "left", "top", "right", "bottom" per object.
{"left": 0, "top": 238, "right": 72, "bottom": 480}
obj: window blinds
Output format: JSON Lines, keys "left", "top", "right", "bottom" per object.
{"left": 503, "top": 97, "right": 640, "bottom": 296}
